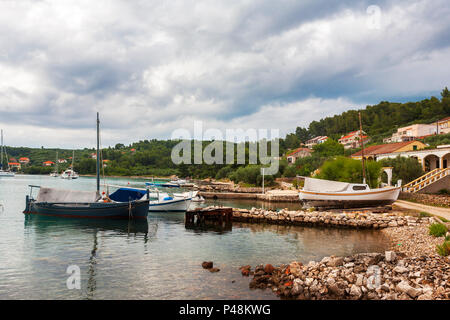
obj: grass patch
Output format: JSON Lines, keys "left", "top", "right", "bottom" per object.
{"left": 438, "top": 216, "right": 450, "bottom": 223}
{"left": 429, "top": 223, "right": 448, "bottom": 237}
{"left": 419, "top": 211, "right": 432, "bottom": 217}
{"left": 436, "top": 240, "right": 450, "bottom": 256}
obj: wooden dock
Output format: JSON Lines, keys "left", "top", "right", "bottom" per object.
{"left": 185, "top": 207, "right": 233, "bottom": 228}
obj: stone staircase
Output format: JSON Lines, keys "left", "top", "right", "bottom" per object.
{"left": 402, "top": 168, "right": 450, "bottom": 193}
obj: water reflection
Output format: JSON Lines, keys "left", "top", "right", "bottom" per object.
{"left": 232, "top": 222, "right": 390, "bottom": 264}
{"left": 24, "top": 215, "right": 151, "bottom": 237}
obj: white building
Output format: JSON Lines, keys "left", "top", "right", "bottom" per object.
{"left": 383, "top": 124, "right": 437, "bottom": 143}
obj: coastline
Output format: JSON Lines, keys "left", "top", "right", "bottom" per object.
{"left": 230, "top": 207, "right": 450, "bottom": 300}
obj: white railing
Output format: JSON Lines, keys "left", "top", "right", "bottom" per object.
{"left": 403, "top": 168, "right": 450, "bottom": 193}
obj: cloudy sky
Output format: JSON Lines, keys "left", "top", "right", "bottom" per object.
{"left": 0, "top": 0, "right": 449, "bottom": 148}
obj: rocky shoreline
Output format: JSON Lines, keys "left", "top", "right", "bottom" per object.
{"left": 240, "top": 222, "right": 450, "bottom": 300}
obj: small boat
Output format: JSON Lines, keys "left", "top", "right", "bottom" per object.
{"left": 145, "top": 181, "right": 180, "bottom": 188}
{"left": 108, "top": 186, "right": 193, "bottom": 212}
{"left": 0, "top": 129, "right": 15, "bottom": 177}
{"left": 61, "top": 151, "right": 79, "bottom": 179}
{"left": 60, "top": 168, "right": 79, "bottom": 179}
{"left": 24, "top": 113, "right": 149, "bottom": 220}
{"left": 299, "top": 177, "right": 401, "bottom": 208}
{"left": 24, "top": 186, "right": 150, "bottom": 219}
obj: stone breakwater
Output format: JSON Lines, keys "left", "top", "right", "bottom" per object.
{"left": 232, "top": 208, "right": 434, "bottom": 229}
{"left": 242, "top": 250, "right": 449, "bottom": 300}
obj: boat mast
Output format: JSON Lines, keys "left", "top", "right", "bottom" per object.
{"left": 358, "top": 112, "right": 366, "bottom": 184}
{"left": 56, "top": 151, "right": 58, "bottom": 174}
{"left": 96, "top": 112, "right": 100, "bottom": 194}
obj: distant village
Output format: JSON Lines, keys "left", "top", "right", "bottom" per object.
{"left": 286, "top": 116, "right": 450, "bottom": 172}
{"left": 6, "top": 152, "right": 114, "bottom": 171}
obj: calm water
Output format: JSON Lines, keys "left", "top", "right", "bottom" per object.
{"left": 0, "top": 175, "right": 389, "bottom": 299}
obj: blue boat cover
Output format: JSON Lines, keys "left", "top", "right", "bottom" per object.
{"left": 109, "top": 187, "right": 147, "bottom": 202}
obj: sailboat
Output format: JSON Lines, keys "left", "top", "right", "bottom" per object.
{"left": 50, "top": 151, "right": 59, "bottom": 177}
{"left": 0, "top": 129, "right": 15, "bottom": 177}
{"left": 23, "top": 113, "right": 150, "bottom": 219}
{"left": 299, "top": 112, "right": 401, "bottom": 209}
{"left": 61, "top": 150, "right": 79, "bottom": 179}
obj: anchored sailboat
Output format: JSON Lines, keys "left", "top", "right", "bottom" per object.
{"left": 61, "top": 150, "right": 79, "bottom": 179}
{"left": 50, "top": 151, "right": 59, "bottom": 177}
{"left": 0, "top": 129, "right": 15, "bottom": 177}
{"left": 24, "top": 113, "right": 150, "bottom": 219}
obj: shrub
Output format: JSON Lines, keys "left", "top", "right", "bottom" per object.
{"left": 215, "top": 166, "right": 233, "bottom": 180}
{"left": 436, "top": 241, "right": 450, "bottom": 256}
{"left": 316, "top": 156, "right": 382, "bottom": 188}
{"left": 437, "top": 189, "right": 450, "bottom": 195}
{"left": 429, "top": 223, "right": 448, "bottom": 237}
{"left": 439, "top": 216, "right": 450, "bottom": 223}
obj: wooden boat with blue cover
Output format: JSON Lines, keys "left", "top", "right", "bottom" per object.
{"left": 23, "top": 113, "right": 149, "bottom": 220}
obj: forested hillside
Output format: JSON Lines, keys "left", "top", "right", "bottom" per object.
{"left": 3, "top": 88, "right": 449, "bottom": 182}
{"left": 283, "top": 87, "right": 450, "bottom": 150}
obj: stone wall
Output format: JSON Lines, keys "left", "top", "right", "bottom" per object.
{"left": 400, "top": 192, "right": 450, "bottom": 207}
{"left": 232, "top": 208, "right": 433, "bottom": 229}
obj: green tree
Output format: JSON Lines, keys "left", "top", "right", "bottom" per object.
{"left": 317, "top": 156, "right": 382, "bottom": 188}
{"left": 379, "top": 156, "right": 424, "bottom": 184}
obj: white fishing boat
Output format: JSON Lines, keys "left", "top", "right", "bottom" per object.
{"left": 299, "top": 112, "right": 401, "bottom": 209}
{"left": 148, "top": 189, "right": 193, "bottom": 212}
{"left": 149, "top": 196, "right": 193, "bottom": 212}
{"left": 105, "top": 185, "right": 193, "bottom": 212}
{"left": 0, "top": 129, "right": 15, "bottom": 177}
{"left": 299, "top": 177, "right": 401, "bottom": 208}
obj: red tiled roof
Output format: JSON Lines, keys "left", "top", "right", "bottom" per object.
{"left": 43, "top": 161, "right": 55, "bottom": 164}
{"left": 438, "top": 116, "right": 450, "bottom": 122}
{"left": 8, "top": 162, "right": 20, "bottom": 165}
{"left": 287, "top": 147, "right": 312, "bottom": 157}
{"left": 351, "top": 141, "right": 421, "bottom": 157}
{"left": 19, "top": 157, "right": 29, "bottom": 161}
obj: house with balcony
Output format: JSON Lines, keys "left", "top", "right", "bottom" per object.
{"left": 19, "top": 157, "right": 30, "bottom": 164}
{"left": 43, "top": 161, "right": 55, "bottom": 167}
{"left": 338, "top": 130, "right": 370, "bottom": 149}
{"left": 435, "top": 116, "right": 450, "bottom": 134}
{"left": 8, "top": 162, "right": 21, "bottom": 170}
{"left": 304, "top": 136, "right": 328, "bottom": 149}
{"left": 383, "top": 124, "right": 437, "bottom": 143}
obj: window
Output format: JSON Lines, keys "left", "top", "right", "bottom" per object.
{"left": 352, "top": 186, "right": 367, "bottom": 191}
{"left": 413, "top": 145, "right": 417, "bottom": 151}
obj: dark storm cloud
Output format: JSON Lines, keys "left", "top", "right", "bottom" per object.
{"left": 0, "top": 0, "right": 449, "bottom": 147}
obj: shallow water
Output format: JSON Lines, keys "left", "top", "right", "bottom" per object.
{"left": 0, "top": 175, "right": 390, "bottom": 299}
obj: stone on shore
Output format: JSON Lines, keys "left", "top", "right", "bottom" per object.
{"left": 202, "top": 261, "right": 213, "bottom": 269}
